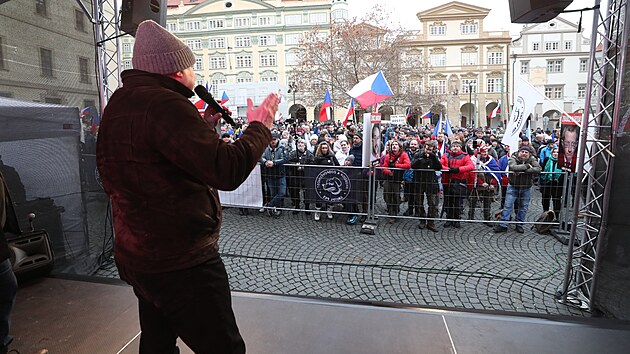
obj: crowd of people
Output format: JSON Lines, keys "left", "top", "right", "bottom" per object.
{"left": 223, "top": 116, "right": 571, "bottom": 234}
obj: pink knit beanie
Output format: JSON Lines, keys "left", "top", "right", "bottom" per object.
{"left": 132, "top": 20, "right": 195, "bottom": 74}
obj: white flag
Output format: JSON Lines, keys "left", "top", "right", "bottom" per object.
{"left": 502, "top": 78, "right": 544, "bottom": 154}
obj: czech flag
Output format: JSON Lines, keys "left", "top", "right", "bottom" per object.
{"left": 421, "top": 110, "right": 432, "bottom": 120}
{"left": 347, "top": 71, "right": 393, "bottom": 109}
{"left": 489, "top": 102, "right": 501, "bottom": 118}
{"left": 220, "top": 91, "right": 229, "bottom": 105}
{"left": 319, "top": 89, "right": 333, "bottom": 122}
{"left": 80, "top": 106, "right": 91, "bottom": 116}
{"left": 343, "top": 98, "right": 355, "bottom": 127}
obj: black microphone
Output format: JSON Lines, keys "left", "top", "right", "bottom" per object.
{"left": 194, "top": 85, "right": 235, "bottom": 126}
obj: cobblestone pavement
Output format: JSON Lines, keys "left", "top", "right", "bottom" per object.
{"left": 95, "top": 196, "right": 586, "bottom": 317}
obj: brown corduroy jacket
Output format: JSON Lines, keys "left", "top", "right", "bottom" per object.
{"left": 96, "top": 70, "right": 271, "bottom": 273}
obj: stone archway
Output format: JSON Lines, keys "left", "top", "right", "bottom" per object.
{"left": 543, "top": 109, "right": 561, "bottom": 131}
{"left": 429, "top": 104, "right": 446, "bottom": 126}
{"left": 485, "top": 101, "right": 501, "bottom": 129}
{"left": 377, "top": 105, "right": 394, "bottom": 121}
{"left": 289, "top": 104, "right": 307, "bottom": 122}
{"left": 460, "top": 102, "right": 475, "bottom": 128}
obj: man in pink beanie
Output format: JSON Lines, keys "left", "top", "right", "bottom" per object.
{"left": 97, "top": 20, "right": 278, "bottom": 354}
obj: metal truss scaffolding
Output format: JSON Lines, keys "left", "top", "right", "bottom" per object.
{"left": 560, "top": 0, "right": 629, "bottom": 311}
{"left": 93, "top": 0, "right": 123, "bottom": 110}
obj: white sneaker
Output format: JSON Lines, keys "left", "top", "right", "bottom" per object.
{"left": 327, "top": 211, "right": 333, "bottom": 219}
{"left": 259, "top": 207, "right": 265, "bottom": 213}
{"left": 314, "top": 212, "right": 321, "bottom": 221}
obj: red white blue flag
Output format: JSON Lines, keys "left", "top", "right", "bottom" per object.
{"left": 194, "top": 83, "right": 211, "bottom": 113}
{"left": 220, "top": 91, "right": 229, "bottom": 105}
{"left": 319, "top": 89, "right": 333, "bottom": 122}
{"left": 347, "top": 71, "right": 393, "bottom": 109}
{"left": 489, "top": 101, "right": 501, "bottom": 118}
{"left": 343, "top": 98, "right": 355, "bottom": 127}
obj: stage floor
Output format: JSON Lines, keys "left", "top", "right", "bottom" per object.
{"left": 9, "top": 277, "right": 630, "bottom": 354}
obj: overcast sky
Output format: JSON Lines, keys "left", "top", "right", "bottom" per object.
{"left": 347, "top": 0, "right": 605, "bottom": 37}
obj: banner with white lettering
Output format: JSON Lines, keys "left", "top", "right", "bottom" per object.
{"left": 304, "top": 166, "right": 362, "bottom": 204}
{"left": 501, "top": 78, "right": 544, "bottom": 154}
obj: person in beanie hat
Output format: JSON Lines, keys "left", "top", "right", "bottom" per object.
{"left": 97, "top": 19, "right": 279, "bottom": 354}
{"left": 494, "top": 143, "right": 541, "bottom": 234}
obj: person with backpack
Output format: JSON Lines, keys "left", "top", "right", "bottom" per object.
{"left": 540, "top": 148, "right": 563, "bottom": 219}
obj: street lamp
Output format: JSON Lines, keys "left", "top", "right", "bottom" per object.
{"left": 287, "top": 82, "right": 298, "bottom": 105}
{"left": 469, "top": 83, "right": 473, "bottom": 128}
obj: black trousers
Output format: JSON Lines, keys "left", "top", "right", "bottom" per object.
{"left": 117, "top": 257, "right": 245, "bottom": 354}
{"left": 541, "top": 180, "right": 562, "bottom": 216}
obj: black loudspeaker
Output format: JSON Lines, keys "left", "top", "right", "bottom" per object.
{"left": 8, "top": 230, "right": 54, "bottom": 280}
{"left": 508, "top": 0, "right": 573, "bottom": 23}
{"left": 121, "top": 0, "right": 167, "bottom": 36}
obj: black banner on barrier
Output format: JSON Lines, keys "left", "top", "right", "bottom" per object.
{"left": 305, "top": 166, "right": 361, "bottom": 204}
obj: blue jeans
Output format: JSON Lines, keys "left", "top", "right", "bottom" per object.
{"left": 0, "top": 259, "right": 17, "bottom": 351}
{"left": 266, "top": 176, "right": 286, "bottom": 208}
{"left": 500, "top": 185, "right": 532, "bottom": 228}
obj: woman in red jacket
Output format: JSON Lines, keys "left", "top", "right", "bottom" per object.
{"left": 381, "top": 140, "right": 411, "bottom": 223}
{"left": 440, "top": 140, "right": 474, "bottom": 228}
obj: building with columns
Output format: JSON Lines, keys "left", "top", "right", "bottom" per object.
{"left": 120, "top": 0, "right": 347, "bottom": 120}
{"left": 510, "top": 17, "right": 591, "bottom": 131}
{"left": 400, "top": 1, "right": 512, "bottom": 129}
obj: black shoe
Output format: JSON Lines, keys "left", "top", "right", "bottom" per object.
{"left": 427, "top": 224, "right": 439, "bottom": 232}
{"left": 417, "top": 221, "right": 425, "bottom": 229}
{"left": 494, "top": 225, "right": 508, "bottom": 233}
{"left": 515, "top": 225, "right": 525, "bottom": 234}
{"left": 444, "top": 221, "right": 453, "bottom": 228}
{"left": 454, "top": 221, "right": 461, "bottom": 228}
{"left": 403, "top": 209, "right": 414, "bottom": 216}
{"left": 292, "top": 210, "right": 300, "bottom": 215}
{"left": 359, "top": 215, "right": 367, "bottom": 222}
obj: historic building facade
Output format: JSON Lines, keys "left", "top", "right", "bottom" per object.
{"left": 400, "top": 1, "right": 512, "bottom": 128}
{"left": 119, "top": 0, "right": 347, "bottom": 119}
{"left": 0, "top": 1, "right": 99, "bottom": 109}
{"left": 510, "top": 17, "right": 591, "bottom": 130}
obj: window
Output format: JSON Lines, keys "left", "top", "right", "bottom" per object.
{"left": 195, "top": 79, "right": 204, "bottom": 87}
{"left": 285, "top": 33, "right": 303, "bottom": 46}
{"left": 40, "top": 48, "right": 53, "bottom": 77}
{"left": 123, "top": 43, "right": 132, "bottom": 53}
{"left": 259, "top": 35, "right": 275, "bottom": 46}
{"left": 578, "top": 84, "right": 586, "bottom": 99}
{"left": 236, "top": 73, "right": 253, "bottom": 83}
{"left": 79, "top": 57, "right": 90, "bottom": 83}
{"left": 259, "top": 54, "right": 277, "bottom": 67}
{"left": 429, "top": 80, "right": 446, "bottom": 95}
{"left": 285, "top": 14, "right": 302, "bottom": 25}
{"left": 460, "top": 23, "right": 477, "bottom": 34}
{"left": 211, "top": 78, "right": 226, "bottom": 96}
{"left": 332, "top": 9, "right": 348, "bottom": 20}
{"left": 236, "top": 55, "right": 252, "bottom": 68}
{"left": 544, "top": 41, "right": 560, "bottom": 51}
{"left": 208, "top": 37, "right": 225, "bottom": 49}
{"left": 235, "top": 36, "right": 251, "bottom": 48}
{"left": 0, "top": 37, "right": 5, "bottom": 70}
{"left": 209, "top": 57, "right": 226, "bottom": 69}
{"left": 309, "top": 13, "right": 327, "bottom": 24}
{"left": 430, "top": 53, "right": 446, "bottom": 67}
{"left": 285, "top": 52, "right": 298, "bottom": 66}
{"left": 461, "top": 52, "right": 477, "bottom": 66}
{"left": 185, "top": 21, "right": 201, "bottom": 31}
{"left": 234, "top": 17, "right": 251, "bottom": 28}
{"left": 520, "top": 61, "right": 529, "bottom": 74}
{"left": 36, "top": 0, "right": 46, "bottom": 16}
{"left": 167, "top": 22, "right": 177, "bottom": 32}
{"left": 258, "top": 16, "right": 274, "bottom": 26}
{"left": 186, "top": 39, "right": 202, "bottom": 50}
{"left": 208, "top": 19, "right": 224, "bottom": 29}
{"left": 123, "top": 60, "right": 132, "bottom": 70}
{"left": 532, "top": 42, "right": 540, "bottom": 51}
{"left": 194, "top": 57, "right": 203, "bottom": 70}
{"left": 487, "top": 78, "right": 503, "bottom": 93}
{"left": 564, "top": 41, "right": 573, "bottom": 50}
{"left": 547, "top": 59, "right": 563, "bottom": 73}
{"left": 544, "top": 85, "right": 564, "bottom": 99}
{"left": 75, "top": 9, "right": 85, "bottom": 31}
{"left": 260, "top": 72, "right": 277, "bottom": 82}
{"left": 487, "top": 52, "right": 503, "bottom": 65}
{"left": 461, "top": 79, "right": 477, "bottom": 93}
{"left": 579, "top": 58, "right": 588, "bottom": 72}
{"left": 429, "top": 25, "right": 446, "bottom": 35}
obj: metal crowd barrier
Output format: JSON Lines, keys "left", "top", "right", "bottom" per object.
{"left": 219, "top": 163, "right": 573, "bottom": 230}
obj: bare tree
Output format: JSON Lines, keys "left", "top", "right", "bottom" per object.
{"left": 289, "top": 6, "right": 443, "bottom": 114}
